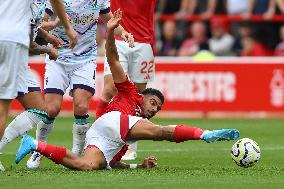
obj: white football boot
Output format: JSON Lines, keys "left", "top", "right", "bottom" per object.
{"left": 26, "top": 151, "right": 43, "bottom": 169}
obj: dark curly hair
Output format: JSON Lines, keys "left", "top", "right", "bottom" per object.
{"left": 141, "top": 88, "right": 165, "bottom": 104}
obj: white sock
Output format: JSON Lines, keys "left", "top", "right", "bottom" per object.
{"left": 36, "top": 121, "right": 54, "bottom": 142}
{"left": 0, "top": 111, "right": 42, "bottom": 151}
{"left": 128, "top": 141, "right": 138, "bottom": 152}
{"left": 72, "top": 123, "right": 90, "bottom": 156}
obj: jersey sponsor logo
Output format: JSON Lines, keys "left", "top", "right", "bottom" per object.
{"left": 72, "top": 12, "right": 98, "bottom": 26}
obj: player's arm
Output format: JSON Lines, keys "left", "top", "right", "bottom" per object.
{"left": 49, "top": 0, "right": 77, "bottom": 48}
{"left": 101, "top": 11, "right": 134, "bottom": 48}
{"left": 105, "top": 10, "right": 127, "bottom": 83}
{"left": 29, "top": 25, "right": 58, "bottom": 60}
{"left": 110, "top": 156, "right": 157, "bottom": 169}
{"left": 29, "top": 42, "right": 58, "bottom": 60}
{"left": 37, "top": 28, "right": 63, "bottom": 48}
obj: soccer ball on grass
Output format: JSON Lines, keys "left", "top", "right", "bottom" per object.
{"left": 231, "top": 138, "right": 261, "bottom": 168}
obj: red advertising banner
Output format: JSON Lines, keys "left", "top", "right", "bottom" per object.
{"left": 10, "top": 57, "right": 284, "bottom": 113}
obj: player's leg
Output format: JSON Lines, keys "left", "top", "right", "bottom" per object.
{"left": 0, "top": 41, "right": 28, "bottom": 171}
{"left": 72, "top": 88, "right": 92, "bottom": 156}
{"left": 0, "top": 91, "right": 47, "bottom": 152}
{"left": 36, "top": 61, "right": 67, "bottom": 142}
{"left": 127, "top": 119, "right": 240, "bottom": 143}
{"left": 0, "top": 41, "right": 26, "bottom": 139}
{"left": 96, "top": 40, "right": 129, "bottom": 119}
{"left": 0, "top": 64, "right": 53, "bottom": 168}
{"left": 0, "top": 100, "right": 11, "bottom": 140}
{"left": 128, "top": 42, "right": 155, "bottom": 92}
{"left": 27, "top": 61, "right": 66, "bottom": 168}
{"left": 16, "top": 135, "right": 106, "bottom": 170}
{"left": 70, "top": 62, "right": 96, "bottom": 156}
{"left": 26, "top": 91, "right": 63, "bottom": 168}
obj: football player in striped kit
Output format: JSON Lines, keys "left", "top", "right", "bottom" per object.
{"left": 26, "top": 0, "right": 134, "bottom": 169}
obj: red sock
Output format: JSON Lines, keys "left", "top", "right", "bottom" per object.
{"left": 173, "top": 125, "right": 204, "bottom": 143}
{"left": 37, "top": 141, "right": 67, "bottom": 164}
{"left": 96, "top": 98, "right": 109, "bottom": 119}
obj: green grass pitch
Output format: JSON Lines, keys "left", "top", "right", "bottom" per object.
{"left": 0, "top": 117, "right": 283, "bottom": 189}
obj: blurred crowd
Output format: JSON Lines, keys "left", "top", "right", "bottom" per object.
{"left": 97, "top": 0, "right": 284, "bottom": 57}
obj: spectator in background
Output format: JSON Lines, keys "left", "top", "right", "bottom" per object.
{"left": 193, "top": 42, "right": 216, "bottom": 61}
{"left": 226, "top": 0, "right": 276, "bottom": 18}
{"left": 264, "top": 0, "right": 284, "bottom": 18}
{"left": 178, "top": 21, "right": 207, "bottom": 56}
{"left": 208, "top": 17, "right": 235, "bottom": 56}
{"left": 226, "top": 0, "right": 253, "bottom": 41}
{"left": 156, "top": 0, "right": 182, "bottom": 15}
{"left": 192, "top": 0, "right": 219, "bottom": 19}
{"left": 155, "top": 0, "right": 184, "bottom": 49}
{"left": 175, "top": 0, "right": 218, "bottom": 19}
{"left": 275, "top": 25, "right": 284, "bottom": 56}
{"left": 240, "top": 34, "right": 272, "bottom": 56}
{"left": 159, "top": 20, "right": 181, "bottom": 56}
{"left": 254, "top": 0, "right": 273, "bottom": 15}
{"left": 173, "top": 0, "right": 194, "bottom": 18}
{"left": 275, "top": 0, "right": 284, "bottom": 12}
{"left": 226, "top": 0, "right": 253, "bottom": 18}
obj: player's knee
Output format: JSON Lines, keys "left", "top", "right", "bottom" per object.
{"left": 46, "top": 105, "right": 60, "bottom": 118}
{"left": 74, "top": 161, "right": 99, "bottom": 170}
{"left": 74, "top": 102, "right": 89, "bottom": 115}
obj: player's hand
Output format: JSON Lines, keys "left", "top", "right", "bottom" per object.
{"left": 45, "top": 33, "right": 63, "bottom": 48}
{"left": 141, "top": 156, "right": 157, "bottom": 169}
{"left": 107, "top": 9, "right": 122, "bottom": 31}
{"left": 121, "top": 31, "right": 134, "bottom": 48}
{"left": 48, "top": 47, "right": 58, "bottom": 60}
{"left": 65, "top": 26, "right": 77, "bottom": 49}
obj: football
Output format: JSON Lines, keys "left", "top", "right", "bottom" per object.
{"left": 231, "top": 138, "right": 261, "bottom": 168}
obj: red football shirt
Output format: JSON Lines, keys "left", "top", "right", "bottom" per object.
{"left": 103, "top": 79, "right": 143, "bottom": 117}
{"left": 110, "top": 0, "right": 156, "bottom": 44}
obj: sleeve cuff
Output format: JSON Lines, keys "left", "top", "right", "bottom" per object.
{"left": 45, "top": 8, "right": 54, "bottom": 16}
{"left": 100, "top": 7, "right": 110, "bottom": 15}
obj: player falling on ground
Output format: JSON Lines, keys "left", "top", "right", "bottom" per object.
{"left": 96, "top": 0, "right": 157, "bottom": 160}
{"left": 15, "top": 10, "right": 240, "bottom": 170}
{"left": 26, "top": 0, "right": 134, "bottom": 169}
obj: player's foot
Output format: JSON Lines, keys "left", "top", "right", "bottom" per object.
{"left": 0, "top": 160, "right": 5, "bottom": 171}
{"left": 15, "top": 134, "right": 36, "bottom": 164}
{"left": 26, "top": 151, "right": 42, "bottom": 169}
{"left": 121, "top": 149, "right": 137, "bottom": 160}
{"left": 202, "top": 129, "right": 240, "bottom": 143}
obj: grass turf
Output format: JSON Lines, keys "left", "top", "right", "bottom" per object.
{"left": 0, "top": 117, "right": 283, "bottom": 189}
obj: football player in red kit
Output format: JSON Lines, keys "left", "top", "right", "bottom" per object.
{"left": 15, "top": 10, "right": 240, "bottom": 170}
{"left": 97, "top": 0, "right": 157, "bottom": 160}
